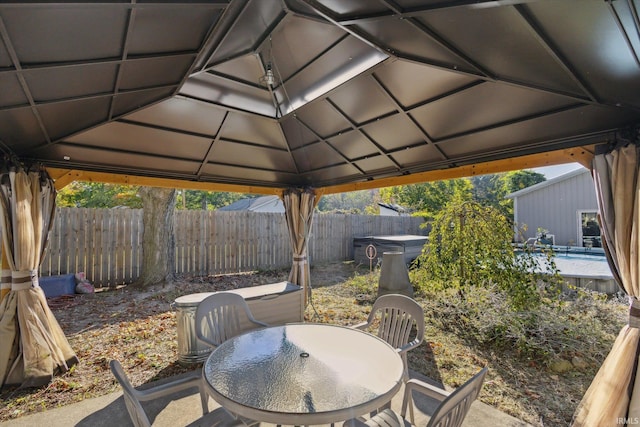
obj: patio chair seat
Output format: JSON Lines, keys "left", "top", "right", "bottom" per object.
{"left": 343, "top": 367, "right": 488, "bottom": 427}
{"left": 110, "top": 359, "right": 243, "bottom": 427}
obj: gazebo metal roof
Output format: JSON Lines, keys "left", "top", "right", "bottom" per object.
{"left": 1, "top": 0, "right": 639, "bottom": 193}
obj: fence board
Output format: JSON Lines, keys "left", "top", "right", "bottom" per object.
{"left": 124, "top": 209, "right": 133, "bottom": 283}
{"left": 212, "top": 213, "right": 222, "bottom": 274}
{"left": 42, "top": 209, "right": 61, "bottom": 276}
{"left": 59, "top": 209, "right": 71, "bottom": 274}
{"left": 92, "top": 210, "right": 103, "bottom": 285}
{"left": 115, "top": 209, "right": 125, "bottom": 283}
{"left": 197, "top": 211, "right": 206, "bottom": 275}
{"left": 37, "top": 208, "right": 424, "bottom": 286}
{"left": 100, "top": 210, "right": 110, "bottom": 285}
{"left": 175, "top": 210, "right": 186, "bottom": 274}
{"left": 207, "top": 211, "right": 214, "bottom": 274}
{"left": 123, "top": 209, "right": 133, "bottom": 283}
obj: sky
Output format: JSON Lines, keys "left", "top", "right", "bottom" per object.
{"left": 532, "top": 162, "right": 585, "bottom": 180}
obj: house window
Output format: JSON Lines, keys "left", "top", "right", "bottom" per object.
{"left": 580, "top": 211, "right": 601, "bottom": 248}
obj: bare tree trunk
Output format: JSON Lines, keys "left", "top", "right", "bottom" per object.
{"left": 134, "top": 187, "right": 176, "bottom": 287}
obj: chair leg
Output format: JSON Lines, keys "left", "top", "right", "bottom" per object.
{"left": 407, "top": 389, "right": 416, "bottom": 425}
{"left": 401, "top": 354, "right": 415, "bottom": 424}
{"left": 401, "top": 353, "right": 410, "bottom": 382}
{"left": 200, "top": 389, "right": 209, "bottom": 415}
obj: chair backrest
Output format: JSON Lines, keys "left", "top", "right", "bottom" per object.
{"left": 110, "top": 360, "right": 152, "bottom": 427}
{"left": 195, "top": 292, "right": 262, "bottom": 348}
{"left": 425, "top": 367, "right": 488, "bottom": 427}
{"left": 368, "top": 294, "right": 425, "bottom": 351}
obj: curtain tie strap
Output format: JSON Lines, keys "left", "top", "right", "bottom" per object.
{"left": 11, "top": 270, "right": 39, "bottom": 291}
{"left": 629, "top": 298, "right": 640, "bottom": 328}
{"left": 293, "top": 255, "right": 307, "bottom": 264}
{"left": 1, "top": 269, "right": 10, "bottom": 290}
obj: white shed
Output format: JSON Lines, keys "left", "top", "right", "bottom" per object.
{"left": 506, "top": 168, "right": 600, "bottom": 247}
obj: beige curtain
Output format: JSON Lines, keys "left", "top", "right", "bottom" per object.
{"left": 0, "top": 163, "right": 78, "bottom": 388}
{"left": 282, "top": 188, "right": 317, "bottom": 306}
{"left": 572, "top": 139, "right": 640, "bottom": 426}
{"left": 1, "top": 249, "right": 9, "bottom": 301}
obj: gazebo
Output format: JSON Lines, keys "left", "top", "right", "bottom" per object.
{"left": 1, "top": 1, "right": 640, "bottom": 425}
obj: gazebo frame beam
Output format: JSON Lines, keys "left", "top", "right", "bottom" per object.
{"left": 48, "top": 145, "right": 595, "bottom": 195}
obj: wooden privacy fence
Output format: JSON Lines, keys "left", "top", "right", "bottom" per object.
{"left": 34, "top": 208, "right": 425, "bottom": 288}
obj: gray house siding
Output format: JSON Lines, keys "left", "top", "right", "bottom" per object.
{"left": 508, "top": 168, "right": 597, "bottom": 246}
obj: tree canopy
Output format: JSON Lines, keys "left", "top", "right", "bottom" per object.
{"left": 176, "top": 190, "right": 246, "bottom": 210}
{"left": 378, "top": 170, "right": 546, "bottom": 219}
{"left": 316, "top": 190, "right": 378, "bottom": 214}
{"left": 57, "top": 183, "right": 246, "bottom": 210}
{"left": 379, "top": 178, "right": 473, "bottom": 220}
{"left": 470, "top": 170, "right": 546, "bottom": 217}
{"left": 502, "top": 169, "right": 546, "bottom": 193}
{"left": 56, "top": 182, "right": 142, "bottom": 208}
{"left": 56, "top": 169, "right": 546, "bottom": 216}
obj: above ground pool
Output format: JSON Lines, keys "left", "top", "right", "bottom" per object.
{"left": 516, "top": 245, "right": 617, "bottom": 294}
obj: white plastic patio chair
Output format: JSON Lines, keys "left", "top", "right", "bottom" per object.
{"left": 352, "top": 293, "right": 425, "bottom": 381}
{"left": 343, "top": 367, "right": 488, "bottom": 427}
{"left": 109, "top": 359, "right": 234, "bottom": 427}
{"left": 195, "top": 292, "right": 269, "bottom": 348}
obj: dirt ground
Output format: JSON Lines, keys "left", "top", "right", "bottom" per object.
{"left": 0, "top": 262, "right": 368, "bottom": 422}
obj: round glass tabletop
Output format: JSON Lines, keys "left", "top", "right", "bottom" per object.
{"left": 203, "top": 323, "right": 404, "bottom": 425}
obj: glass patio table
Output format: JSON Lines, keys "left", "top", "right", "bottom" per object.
{"left": 202, "top": 323, "right": 404, "bottom": 426}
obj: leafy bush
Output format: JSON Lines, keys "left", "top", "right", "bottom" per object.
{"left": 346, "top": 265, "right": 625, "bottom": 366}
{"left": 412, "top": 200, "right": 562, "bottom": 310}
{"left": 418, "top": 284, "right": 625, "bottom": 365}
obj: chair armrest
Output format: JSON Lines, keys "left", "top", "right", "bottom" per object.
{"left": 137, "top": 371, "right": 204, "bottom": 402}
{"left": 245, "top": 309, "right": 269, "bottom": 328}
{"left": 406, "top": 378, "right": 451, "bottom": 399}
{"left": 351, "top": 321, "right": 369, "bottom": 330}
{"left": 397, "top": 337, "right": 422, "bottom": 354}
{"left": 400, "top": 378, "right": 450, "bottom": 422}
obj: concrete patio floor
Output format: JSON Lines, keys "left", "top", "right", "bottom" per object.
{"left": 0, "top": 369, "right": 531, "bottom": 427}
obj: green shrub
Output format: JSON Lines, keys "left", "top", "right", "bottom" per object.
{"left": 412, "top": 200, "right": 562, "bottom": 310}
{"left": 419, "top": 284, "right": 625, "bottom": 365}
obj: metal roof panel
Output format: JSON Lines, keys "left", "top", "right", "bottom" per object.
{"left": 0, "top": 0, "right": 638, "bottom": 191}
